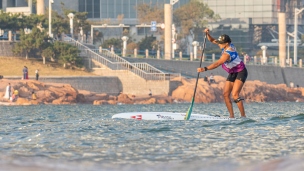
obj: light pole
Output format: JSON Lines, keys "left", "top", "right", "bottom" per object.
{"left": 294, "top": 8, "right": 304, "bottom": 65}
{"left": 192, "top": 41, "right": 199, "bottom": 59}
{"left": 121, "top": 36, "right": 129, "bottom": 57}
{"left": 261, "top": 45, "right": 268, "bottom": 64}
{"left": 48, "top": 0, "right": 54, "bottom": 38}
{"left": 288, "top": 35, "right": 290, "bottom": 63}
{"left": 287, "top": 32, "right": 295, "bottom": 64}
{"left": 68, "top": 13, "right": 75, "bottom": 39}
{"left": 77, "top": 20, "right": 84, "bottom": 42}
{"left": 170, "top": 0, "right": 179, "bottom": 59}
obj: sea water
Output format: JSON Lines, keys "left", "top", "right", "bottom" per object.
{"left": 0, "top": 102, "right": 304, "bottom": 171}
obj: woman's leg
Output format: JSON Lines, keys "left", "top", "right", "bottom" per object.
{"left": 231, "top": 80, "right": 246, "bottom": 117}
{"left": 223, "top": 81, "right": 234, "bottom": 118}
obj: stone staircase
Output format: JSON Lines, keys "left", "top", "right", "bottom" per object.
{"left": 92, "top": 61, "right": 171, "bottom": 95}
{"left": 63, "top": 38, "right": 180, "bottom": 95}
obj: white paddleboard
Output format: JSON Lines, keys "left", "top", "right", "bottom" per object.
{"left": 112, "top": 112, "right": 233, "bottom": 120}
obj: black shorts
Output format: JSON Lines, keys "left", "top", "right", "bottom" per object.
{"left": 226, "top": 68, "right": 248, "bottom": 83}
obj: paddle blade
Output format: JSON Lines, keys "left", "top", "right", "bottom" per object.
{"left": 184, "top": 98, "right": 194, "bottom": 120}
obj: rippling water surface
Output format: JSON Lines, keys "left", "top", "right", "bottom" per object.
{"left": 0, "top": 102, "right": 304, "bottom": 171}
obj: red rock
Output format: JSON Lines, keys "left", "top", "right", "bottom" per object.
{"left": 117, "top": 94, "right": 133, "bottom": 104}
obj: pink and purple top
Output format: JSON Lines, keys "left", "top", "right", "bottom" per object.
{"left": 221, "top": 44, "right": 245, "bottom": 73}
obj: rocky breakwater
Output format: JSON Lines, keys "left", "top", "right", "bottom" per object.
{"left": 1, "top": 76, "right": 304, "bottom": 105}
{"left": 0, "top": 79, "right": 81, "bottom": 105}
{"left": 0, "top": 79, "right": 172, "bottom": 105}
{"left": 171, "top": 76, "right": 304, "bottom": 103}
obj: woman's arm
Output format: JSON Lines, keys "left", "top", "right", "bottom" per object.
{"left": 204, "top": 29, "right": 218, "bottom": 45}
{"left": 198, "top": 53, "right": 230, "bottom": 72}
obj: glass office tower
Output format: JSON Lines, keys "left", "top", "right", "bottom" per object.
{"left": 197, "top": 0, "right": 304, "bottom": 53}
{"left": 79, "top": 0, "right": 189, "bottom": 21}
{"left": 201, "top": 0, "right": 304, "bottom": 25}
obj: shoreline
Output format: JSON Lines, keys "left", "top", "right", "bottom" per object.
{"left": 1, "top": 76, "right": 304, "bottom": 106}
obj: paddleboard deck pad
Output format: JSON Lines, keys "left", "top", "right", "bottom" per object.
{"left": 112, "top": 112, "right": 233, "bottom": 120}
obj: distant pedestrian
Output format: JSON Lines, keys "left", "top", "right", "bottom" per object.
{"left": 290, "top": 81, "right": 294, "bottom": 88}
{"left": 204, "top": 76, "right": 209, "bottom": 85}
{"left": 31, "top": 91, "right": 37, "bottom": 100}
{"left": 209, "top": 73, "right": 215, "bottom": 84}
{"left": 35, "top": 69, "right": 39, "bottom": 80}
{"left": 25, "top": 66, "right": 28, "bottom": 79}
{"left": 22, "top": 66, "right": 27, "bottom": 79}
{"left": 4, "top": 83, "right": 11, "bottom": 100}
{"left": 12, "top": 89, "right": 19, "bottom": 102}
{"left": 148, "top": 89, "right": 152, "bottom": 96}
{"left": 245, "top": 54, "right": 251, "bottom": 62}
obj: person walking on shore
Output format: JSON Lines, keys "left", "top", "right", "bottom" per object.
{"left": 35, "top": 69, "right": 39, "bottom": 81}
{"left": 197, "top": 28, "right": 248, "bottom": 118}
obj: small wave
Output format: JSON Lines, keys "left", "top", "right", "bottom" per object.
{"left": 139, "top": 126, "right": 172, "bottom": 133}
{"left": 269, "top": 113, "right": 304, "bottom": 121}
{"left": 235, "top": 118, "right": 257, "bottom": 125}
{"left": 290, "top": 113, "right": 304, "bottom": 120}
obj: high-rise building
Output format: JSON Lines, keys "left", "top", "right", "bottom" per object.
{"left": 78, "top": 0, "right": 189, "bottom": 24}
{"left": 1, "top": 0, "right": 27, "bottom": 8}
{"left": 197, "top": 0, "right": 304, "bottom": 53}
{"left": 1, "top": 0, "right": 31, "bottom": 15}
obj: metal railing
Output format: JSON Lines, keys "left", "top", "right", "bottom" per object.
{"left": 91, "top": 49, "right": 166, "bottom": 73}
{"left": 63, "top": 38, "right": 180, "bottom": 80}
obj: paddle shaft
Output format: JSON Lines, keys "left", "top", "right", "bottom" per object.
{"left": 192, "top": 34, "right": 207, "bottom": 101}
{"left": 185, "top": 34, "right": 207, "bottom": 120}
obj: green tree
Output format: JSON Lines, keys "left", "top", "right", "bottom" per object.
{"left": 136, "top": 1, "right": 218, "bottom": 39}
{"left": 13, "top": 29, "right": 36, "bottom": 59}
{"left": 138, "top": 35, "right": 156, "bottom": 51}
{"left": 174, "top": 0, "right": 219, "bottom": 38}
{"left": 136, "top": 3, "right": 164, "bottom": 24}
{"left": 50, "top": 10, "right": 69, "bottom": 38}
{"left": 28, "top": 14, "right": 48, "bottom": 29}
{"left": 41, "top": 44, "right": 55, "bottom": 64}
{"left": 93, "top": 30, "right": 104, "bottom": 45}
{"left": 53, "top": 41, "right": 82, "bottom": 67}
{"left": 0, "top": 11, "right": 47, "bottom": 42}
{"left": 13, "top": 27, "right": 49, "bottom": 61}
{"left": 101, "top": 38, "right": 122, "bottom": 50}
{"left": 60, "top": 4, "right": 91, "bottom": 38}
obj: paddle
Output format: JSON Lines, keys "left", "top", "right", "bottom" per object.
{"left": 184, "top": 33, "right": 207, "bottom": 120}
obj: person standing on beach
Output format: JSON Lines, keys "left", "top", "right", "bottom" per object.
{"left": 25, "top": 66, "right": 29, "bottom": 79}
{"left": 35, "top": 69, "right": 39, "bottom": 80}
{"left": 197, "top": 28, "right": 248, "bottom": 118}
{"left": 148, "top": 89, "right": 152, "bottom": 96}
{"left": 22, "top": 66, "right": 27, "bottom": 79}
{"left": 4, "top": 83, "right": 11, "bottom": 100}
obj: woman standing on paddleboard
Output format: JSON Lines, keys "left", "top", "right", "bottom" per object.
{"left": 197, "top": 28, "right": 248, "bottom": 118}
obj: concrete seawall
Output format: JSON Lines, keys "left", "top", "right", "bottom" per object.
{"left": 4, "top": 76, "right": 123, "bottom": 95}
{"left": 124, "top": 57, "right": 304, "bottom": 87}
